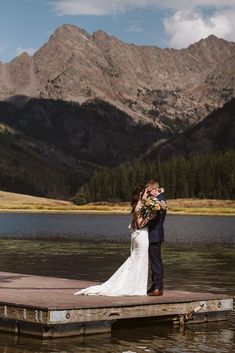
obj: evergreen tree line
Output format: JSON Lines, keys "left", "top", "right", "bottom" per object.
{"left": 74, "top": 150, "right": 235, "bottom": 203}
{"left": 0, "top": 174, "right": 44, "bottom": 197}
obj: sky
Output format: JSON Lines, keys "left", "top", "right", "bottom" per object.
{"left": 0, "top": 0, "right": 235, "bottom": 62}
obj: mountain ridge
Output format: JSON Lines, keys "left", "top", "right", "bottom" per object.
{"left": 1, "top": 25, "right": 235, "bottom": 198}
{"left": 1, "top": 24, "right": 235, "bottom": 134}
{"left": 0, "top": 97, "right": 164, "bottom": 197}
{"left": 144, "top": 98, "right": 235, "bottom": 160}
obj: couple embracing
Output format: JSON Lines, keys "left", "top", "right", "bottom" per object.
{"left": 74, "top": 180, "right": 167, "bottom": 297}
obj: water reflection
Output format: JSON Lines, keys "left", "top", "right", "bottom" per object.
{"left": 0, "top": 240, "right": 235, "bottom": 293}
{"left": 0, "top": 321, "right": 234, "bottom": 353}
{"left": 0, "top": 213, "right": 131, "bottom": 241}
{"left": 0, "top": 213, "right": 234, "bottom": 353}
{"left": 0, "top": 213, "right": 235, "bottom": 244}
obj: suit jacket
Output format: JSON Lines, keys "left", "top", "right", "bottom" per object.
{"left": 148, "top": 193, "right": 166, "bottom": 243}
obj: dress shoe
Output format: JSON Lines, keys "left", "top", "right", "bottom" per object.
{"left": 148, "top": 289, "right": 163, "bottom": 296}
{"left": 147, "top": 286, "right": 155, "bottom": 294}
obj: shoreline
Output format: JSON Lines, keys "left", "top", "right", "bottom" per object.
{"left": 0, "top": 191, "right": 235, "bottom": 216}
{"left": 0, "top": 208, "right": 234, "bottom": 216}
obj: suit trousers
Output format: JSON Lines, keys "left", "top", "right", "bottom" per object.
{"left": 148, "top": 242, "right": 163, "bottom": 290}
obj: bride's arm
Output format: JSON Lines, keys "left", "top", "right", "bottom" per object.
{"left": 135, "top": 214, "right": 148, "bottom": 229}
{"left": 135, "top": 210, "right": 156, "bottom": 229}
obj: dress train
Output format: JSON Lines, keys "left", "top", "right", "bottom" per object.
{"left": 74, "top": 226, "right": 149, "bottom": 296}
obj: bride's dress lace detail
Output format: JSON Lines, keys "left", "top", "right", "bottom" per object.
{"left": 74, "top": 225, "right": 149, "bottom": 296}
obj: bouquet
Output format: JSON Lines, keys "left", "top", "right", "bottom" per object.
{"left": 140, "top": 197, "right": 162, "bottom": 219}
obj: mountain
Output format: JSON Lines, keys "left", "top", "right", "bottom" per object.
{"left": 0, "top": 98, "right": 163, "bottom": 197}
{"left": 1, "top": 25, "right": 235, "bottom": 198}
{"left": 144, "top": 98, "right": 235, "bottom": 160}
{"left": 1, "top": 25, "right": 235, "bottom": 135}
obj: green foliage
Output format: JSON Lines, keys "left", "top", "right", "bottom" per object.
{"left": 76, "top": 150, "right": 235, "bottom": 201}
{"left": 72, "top": 192, "right": 89, "bottom": 205}
{"left": 0, "top": 98, "right": 165, "bottom": 198}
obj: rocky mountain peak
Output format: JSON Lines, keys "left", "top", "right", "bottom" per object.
{"left": 53, "top": 24, "right": 90, "bottom": 37}
{"left": 5, "top": 51, "right": 32, "bottom": 92}
{"left": 201, "top": 34, "right": 223, "bottom": 44}
{"left": 188, "top": 34, "right": 234, "bottom": 52}
{"left": 49, "top": 24, "right": 91, "bottom": 47}
{"left": 92, "top": 29, "right": 121, "bottom": 45}
{"left": 15, "top": 51, "right": 30, "bottom": 59}
{"left": 7, "top": 52, "right": 31, "bottom": 65}
{"left": 0, "top": 25, "right": 235, "bottom": 129}
{"left": 92, "top": 30, "right": 109, "bottom": 41}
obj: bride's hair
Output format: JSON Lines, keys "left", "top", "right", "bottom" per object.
{"left": 131, "top": 185, "right": 144, "bottom": 213}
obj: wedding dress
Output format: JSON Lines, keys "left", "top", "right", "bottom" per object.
{"left": 74, "top": 224, "right": 149, "bottom": 296}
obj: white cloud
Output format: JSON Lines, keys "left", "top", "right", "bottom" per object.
{"left": 125, "top": 22, "right": 143, "bottom": 33}
{"left": 51, "top": 0, "right": 116, "bottom": 16}
{"left": 157, "top": 1, "right": 235, "bottom": 11}
{"left": 15, "top": 46, "right": 36, "bottom": 56}
{"left": 163, "top": 9, "right": 235, "bottom": 48}
{"left": 50, "top": 0, "right": 235, "bottom": 16}
{"left": 49, "top": 1, "right": 235, "bottom": 48}
{"left": 50, "top": 0, "right": 163, "bottom": 16}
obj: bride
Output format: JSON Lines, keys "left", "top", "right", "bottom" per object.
{"left": 74, "top": 185, "right": 154, "bottom": 296}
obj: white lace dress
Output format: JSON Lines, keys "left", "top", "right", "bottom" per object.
{"left": 74, "top": 224, "right": 149, "bottom": 296}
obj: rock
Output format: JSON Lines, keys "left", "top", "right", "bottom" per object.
{"left": 0, "top": 24, "right": 234, "bottom": 134}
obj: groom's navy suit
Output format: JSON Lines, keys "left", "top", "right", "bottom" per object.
{"left": 148, "top": 192, "right": 166, "bottom": 290}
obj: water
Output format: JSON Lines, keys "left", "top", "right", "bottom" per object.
{"left": 0, "top": 213, "right": 235, "bottom": 244}
{"left": 0, "top": 213, "right": 234, "bottom": 353}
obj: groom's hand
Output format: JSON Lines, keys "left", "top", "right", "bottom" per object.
{"left": 160, "top": 200, "right": 167, "bottom": 210}
{"left": 141, "top": 188, "right": 149, "bottom": 201}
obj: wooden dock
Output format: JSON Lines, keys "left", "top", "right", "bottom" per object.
{"left": 0, "top": 272, "right": 233, "bottom": 338}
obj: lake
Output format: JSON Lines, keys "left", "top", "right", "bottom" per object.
{"left": 1, "top": 213, "right": 235, "bottom": 244}
{"left": 0, "top": 213, "right": 234, "bottom": 353}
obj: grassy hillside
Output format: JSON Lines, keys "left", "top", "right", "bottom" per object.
{"left": 0, "top": 124, "right": 81, "bottom": 197}
{"left": 0, "top": 191, "right": 234, "bottom": 215}
{"left": 0, "top": 98, "right": 163, "bottom": 198}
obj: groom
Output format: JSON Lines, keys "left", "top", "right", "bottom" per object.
{"left": 145, "top": 180, "right": 167, "bottom": 296}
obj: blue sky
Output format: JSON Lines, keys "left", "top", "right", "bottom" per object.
{"left": 0, "top": 0, "right": 235, "bottom": 62}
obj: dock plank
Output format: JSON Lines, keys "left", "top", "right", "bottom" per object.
{"left": 0, "top": 272, "right": 233, "bottom": 338}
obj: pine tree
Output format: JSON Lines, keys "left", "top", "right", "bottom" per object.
{"left": 73, "top": 150, "right": 235, "bottom": 202}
